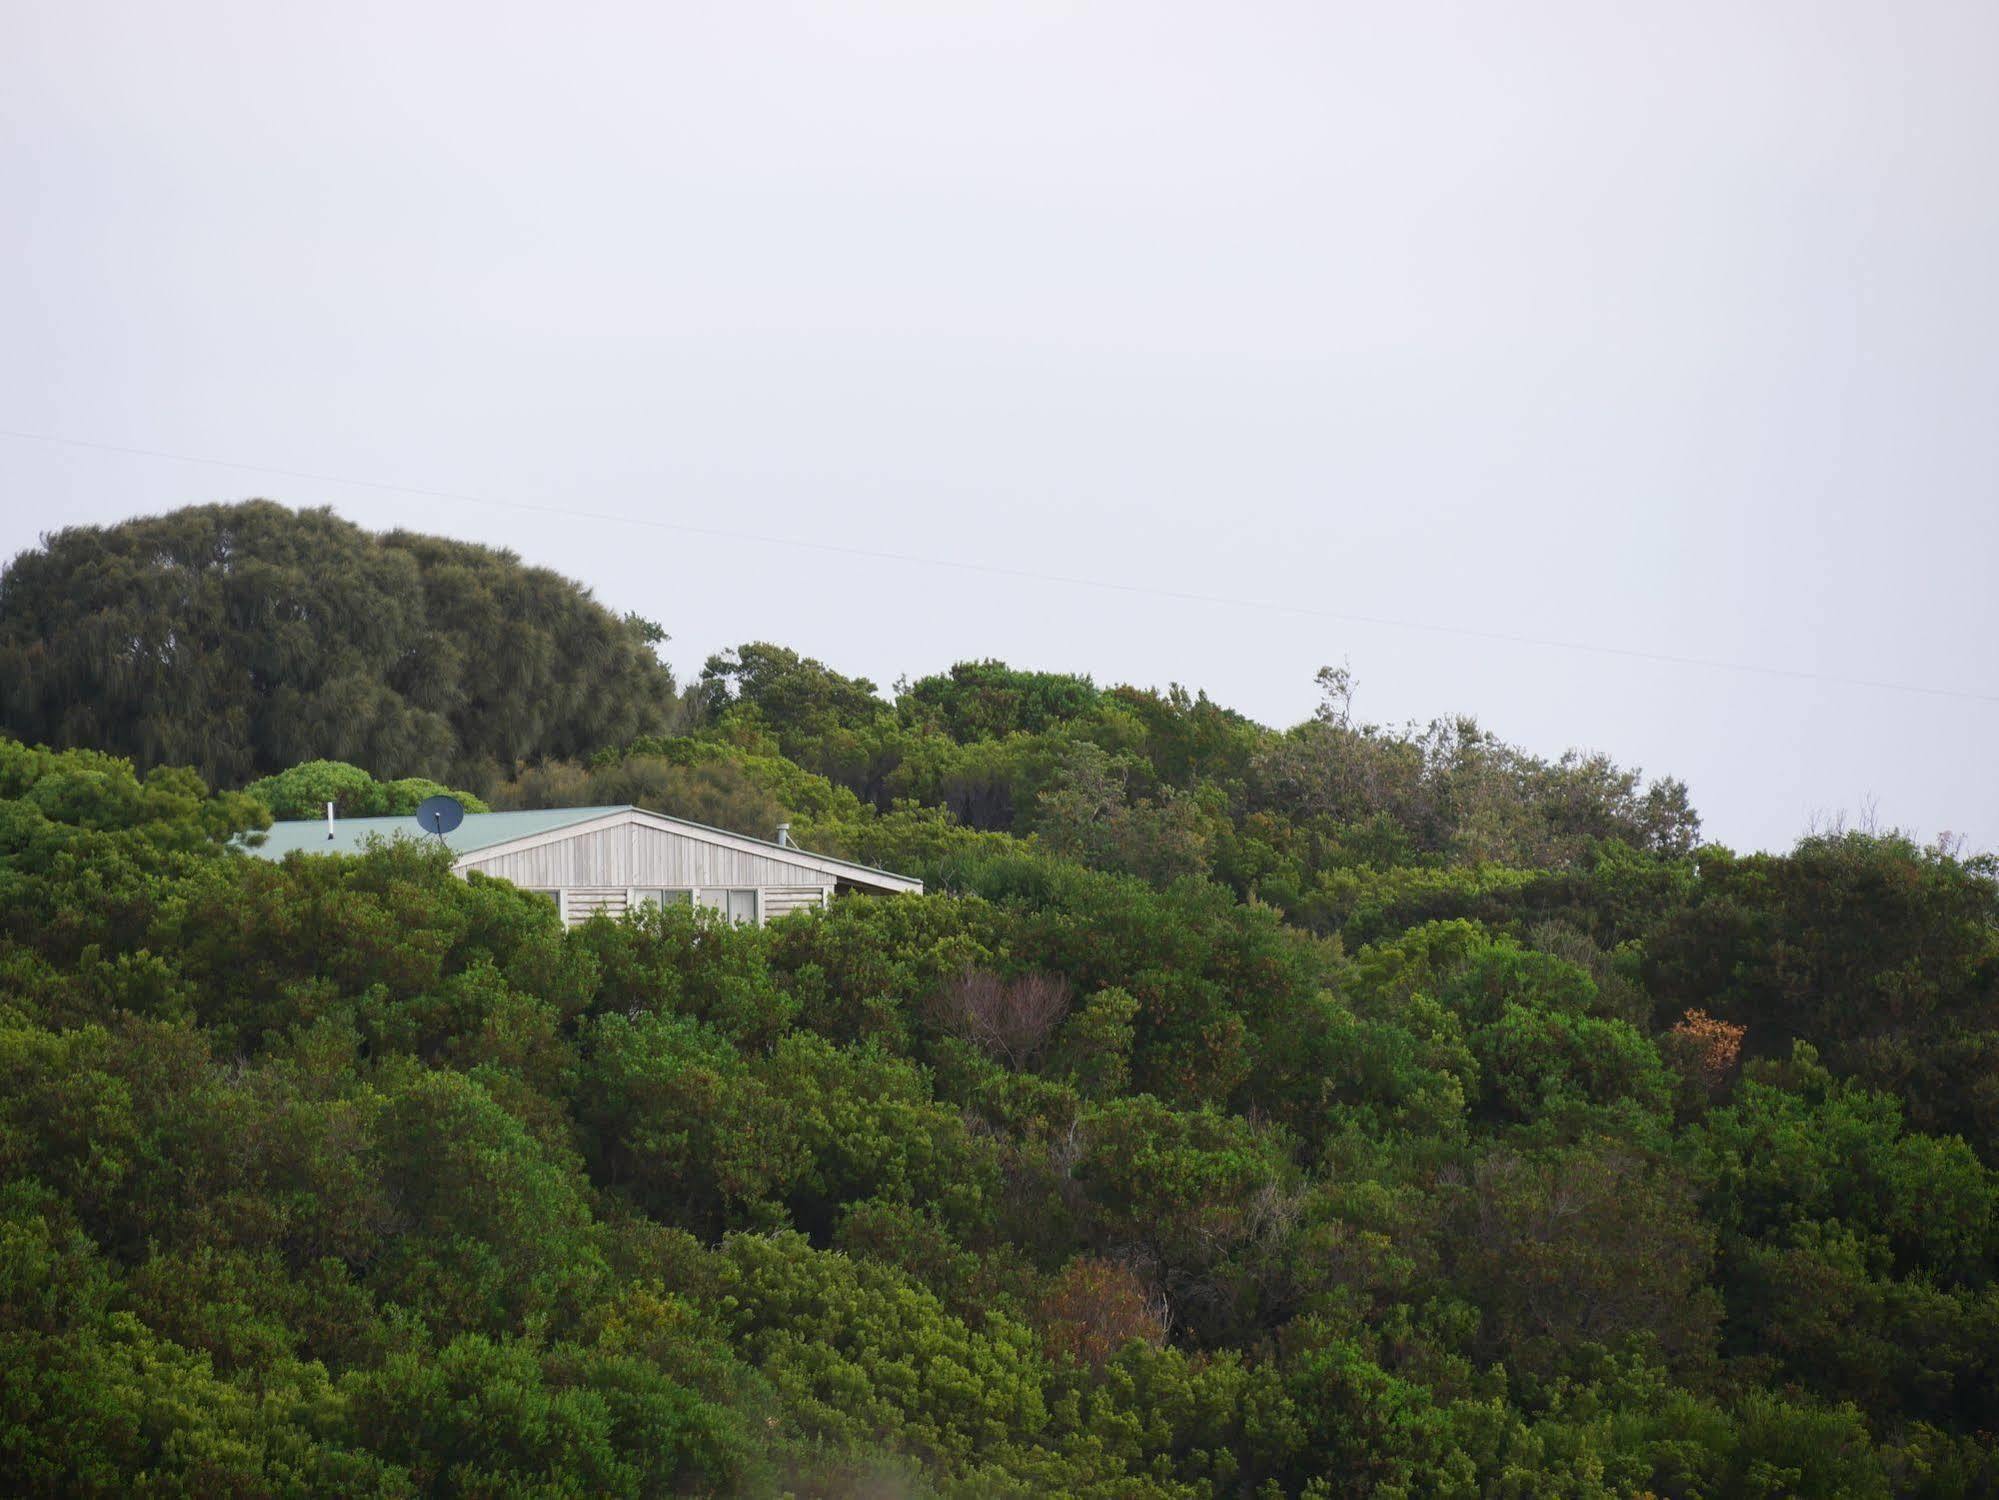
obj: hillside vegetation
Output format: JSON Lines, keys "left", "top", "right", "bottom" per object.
{"left": 1, "top": 509, "right": 1996, "bottom": 1497}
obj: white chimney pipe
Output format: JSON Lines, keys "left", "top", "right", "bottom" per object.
{"left": 326, "top": 800, "right": 336, "bottom": 841}
{"left": 776, "top": 821, "right": 792, "bottom": 847}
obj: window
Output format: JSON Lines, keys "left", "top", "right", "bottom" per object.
{"left": 696, "top": 888, "right": 759, "bottom": 924}
{"left": 636, "top": 889, "right": 693, "bottom": 908}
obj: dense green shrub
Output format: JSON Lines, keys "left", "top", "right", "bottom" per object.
{"left": 0, "top": 629, "right": 1993, "bottom": 1496}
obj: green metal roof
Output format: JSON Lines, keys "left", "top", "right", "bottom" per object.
{"left": 240, "top": 803, "right": 922, "bottom": 892}
{"left": 243, "top": 806, "right": 628, "bottom": 860}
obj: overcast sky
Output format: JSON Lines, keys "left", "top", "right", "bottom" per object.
{"left": 3, "top": 1, "right": 1994, "bottom": 852}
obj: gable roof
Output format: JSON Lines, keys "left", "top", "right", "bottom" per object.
{"left": 242, "top": 805, "right": 922, "bottom": 894}
{"left": 247, "top": 806, "right": 629, "bottom": 860}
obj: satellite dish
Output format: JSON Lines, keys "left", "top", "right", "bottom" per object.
{"left": 415, "top": 795, "right": 465, "bottom": 839}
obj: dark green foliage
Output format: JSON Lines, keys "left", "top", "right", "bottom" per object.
{"left": 1, "top": 607, "right": 1995, "bottom": 1493}
{"left": 1446, "top": 1141, "right": 1722, "bottom": 1377}
{"left": 1685, "top": 1047, "right": 1999, "bottom": 1433}
{"left": 493, "top": 749, "right": 791, "bottom": 838}
{"left": 245, "top": 759, "right": 490, "bottom": 819}
{"left": 0, "top": 502, "right": 677, "bottom": 786}
{"left": 671, "top": 642, "right": 1702, "bottom": 934}
{"left": 898, "top": 659, "right": 1103, "bottom": 741}
{"left": 1647, "top": 834, "right": 1999, "bottom": 1144}
{"left": 341, "top": 1330, "right": 759, "bottom": 1495}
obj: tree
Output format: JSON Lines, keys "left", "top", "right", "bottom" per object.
{"left": 1448, "top": 1142, "right": 1721, "bottom": 1377}
{"left": 1033, "top": 1257, "right": 1169, "bottom": 1368}
{"left": 1032, "top": 741, "right": 1218, "bottom": 882}
{"left": 0, "top": 502, "right": 678, "bottom": 786}
{"left": 927, "top": 968, "right": 1073, "bottom": 1070}
{"left": 1646, "top": 832, "right": 1999, "bottom": 1147}
{"left": 243, "top": 760, "right": 489, "bottom": 819}
{"left": 897, "top": 660, "right": 1102, "bottom": 741}
{"left": 493, "top": 752, "right": 782, "bottom": 837}
{"left": 698, "top": 643, "right": 888, "bottom": 741}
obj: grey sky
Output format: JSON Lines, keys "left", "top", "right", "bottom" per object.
{"left": 3, "top": 0, "right": 1994, "bottom": 852}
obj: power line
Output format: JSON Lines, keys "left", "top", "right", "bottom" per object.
{"left": 3, "top": 423, "right": 1994, "bottom": 707}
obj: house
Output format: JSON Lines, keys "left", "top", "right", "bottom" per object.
{"left": 245, "top": 804, "right": 922, "bottom": 926}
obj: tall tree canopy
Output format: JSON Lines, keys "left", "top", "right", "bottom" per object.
{"left": 0, "top": 501, "right": 677, "bottom": 786}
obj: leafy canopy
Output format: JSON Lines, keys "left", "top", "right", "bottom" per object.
{"left": 0, "top": 501, "right": 678, "bottom": 786}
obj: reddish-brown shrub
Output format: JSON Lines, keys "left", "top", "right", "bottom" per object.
{"left": 1034, "top": 1257, "right": 1170, "bottom": 1368}
{"left": 1662, "top": 1007, "right": 1745, "bottom": 1092}
{"left": 928, "top": 967, "right": 1072, "bottom": 1069}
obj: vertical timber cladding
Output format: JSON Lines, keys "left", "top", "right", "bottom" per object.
{"left": 456, "top": 814, "right": 840, "bottom": 900}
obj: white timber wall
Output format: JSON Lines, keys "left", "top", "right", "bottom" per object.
{"left": 761, "top": 886, "right": 832, "bottom": 921}
{"left": 458, "top": 822, "right": 832, "bottom": 889}
{"left": 565, "top": 888, "right": 630, "bottom": 922}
